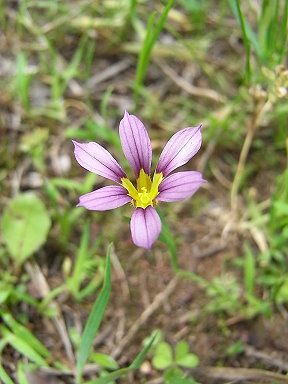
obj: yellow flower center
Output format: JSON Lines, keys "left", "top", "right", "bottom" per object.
{"left": 121, "top": 169, "right": 163, "bottom": 209}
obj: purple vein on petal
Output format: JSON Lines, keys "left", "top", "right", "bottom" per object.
{"left": 130, "top": 207, "right": 161, "bottom": 249}
{"left": 119, "top": 111, "right": 152, "bottom": 176}
{"left": 158, "top": 171, "right": 205, "bottom": 202}
{"left": 156, "top": 125, "right": 202, "bottom": 177}
{"left": 73, "top": 140, "right": 126, "bottom": 182}
{"left": 78, "top": 185, "right": 131, "bottom": 210}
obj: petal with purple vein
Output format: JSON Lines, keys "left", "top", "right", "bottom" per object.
{"left": 78, "top": 186, "right": 131, "bottom": 210}
{"left": 73, "top": 141, "right": 125, "bottom": 183}
{"left": 119, "top": 111, "right": 152, "bottom": 176}
{"left": 130, "top": 207, "right": 161, "bottom": 249}
{"left": 156, "top": 125, "right": 202, "bottom": 177}
{"left": 158, "top": 171, "right": 205, "bottom": 202}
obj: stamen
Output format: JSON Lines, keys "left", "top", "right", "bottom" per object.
{"left": 121, "top": 169, "right": 163, "bottom": 209}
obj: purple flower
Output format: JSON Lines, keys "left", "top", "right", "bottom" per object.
{"left": 73, "top": 111, "right": 205, "bottom": 249}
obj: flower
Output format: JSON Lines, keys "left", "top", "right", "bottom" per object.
{"left": 73, "top": 111, "right": 205, "bottom": 249}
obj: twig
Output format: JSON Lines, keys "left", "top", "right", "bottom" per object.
{"left": 146, "top": 379, "right": 163, "bottom": 384}
{"left": 191, "top": 366, "right": 288, "bottom": 383}
{"left": 86, "top": 59, "right": 132, "bottom": 89}
{"left": 194, "top": 244, "right": 226, "bottom": 259}
{"left": 245, "top": 345, "right": 288, "bottom": 372}
{"left": 111, "top": 276, "right": 178, "bottom": 360}
{"left": 157, "top": 60, "right": 226, "bottom": 103}
{"left": 110, "top": 248, "right": 130, "bottom": 299}
{"left": 26, "top": 262, "right": 75, "bottom": 364}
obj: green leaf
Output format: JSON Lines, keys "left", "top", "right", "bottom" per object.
{"left": 76, "top": 246, "right": 112, "bottom": 383}
{"left": 164, "top": 367, "right": 197, "bottom": 384}
{"left": 275, "top": 279, "right": 288, "bottom": 304}
{"left": 0, "top": 290, "right": 11, "bottom": 305}
{"left": 152, "top": 342, "right": 173, "bottom": 370}
{"left": 175, "top": 341, "right": 189, "bottom": 360}
{"left": 226, "top": 341, "right": 244, "bottom": 357}
{"left": 91, "top": 353, "right": 119, "bottom": 370}
{"left": 176, "top": 353, "right": 199, "bottom": 369}
{"left": 1, "top": 193, "right": 51, "bottom": 264}
{"left": 0, "top": 364, "right": 14, "bottom": 384}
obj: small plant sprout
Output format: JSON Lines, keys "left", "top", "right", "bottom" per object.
{"left": 73, "top": 111, "right": 205, "bottom": 249}
{"left": 151, "top": 340, "right": 199, "bottom": 383}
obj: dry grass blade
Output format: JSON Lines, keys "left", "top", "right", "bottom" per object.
{"left": 191, "top": 366, "right": 288, "bottom": 383}
{"left": 86, "top": 59, "right": 132, "bottom": 89}
{"left": 245, "top": 345, "right": 288, "bottom": 372}
{"left": 25, "top": 262, "right": 75, "bottom": 364}
{"left": 157, "top": 60, "right": 226, "bottom": 103}
{"left": 111, "top": 276, "right": 178, "bottom": 360}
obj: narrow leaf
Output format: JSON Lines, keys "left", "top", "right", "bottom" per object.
{"left": 0, "top": 364, "right": 14, "bottom": 384}
{"left": 232, "top": 0, "right": 251, "bottom": 82}
{"left": 130, "top": 331, "right": 157, "bottom": 369}
{"left": 0, "top": 327, "right": 48, "bottom": 366}
{"left": 134, "top": 0, "right": 174, "bottom": 91}
{"left": 158, "top": 209, "right": 178, "bottom": 270}
{"left": 244, "top": 244, "right": 255, "bottom": 296}
{"left": 76, "top": 246, "right": 112, "bottom": 383}
{"left": 2, "top": 313, "right": 50, "bottom": 358}
{"left": 17, "top": 363, "right": 30, "bottom": 384}
{"left": 87, "top": 332, "right": 157, "bottom": 384}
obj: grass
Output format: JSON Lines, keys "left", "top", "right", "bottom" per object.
{"left": 0, "top": 0, "right": 288, "bottom": 383}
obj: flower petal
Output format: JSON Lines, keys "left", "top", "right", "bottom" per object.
{"left": 158, "top": 171, "right": 205, "bottom": 202}
{"left": 156, "top": 125, "right": 202, "bottom": 176}
{"left": 130, "top": 207, "right": 161, "bottom": 249}
{"left": 119, "top": 111, "right": 152, "bottom": 176}
{"left": 78, "top": 186, "right": 131, "bottom": 210}
{"left": 73, "top": 141, "right": 125, "bottom": 183}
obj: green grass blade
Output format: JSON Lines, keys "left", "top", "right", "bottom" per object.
{"left": 1, "top": 313, "right": 50, "bottom": 358}
{"left": 69, "top": 221, "right": 91, "bottom": 296}
{"left": 258, "top": 0, "right": 280, "bottom": 62}
{"left": 86, "top": 367, "right": 131, "bottom": 384}
{"left": 15, "top": 52, "right": 30, "bottom": 110}
{"left": 279, "top": 0, "right": 288, "bottom": 61}
{"left": 76, "top": 246, "right": 112, "bottom": 383}
{"left": 229, "top": 0, "right": 262, "bottom": 59}
{"left": 147, "top": 0, "right": 174, "bottom": 50}
{"left": 232, "top": 0, "right": 251, "bottom": 82}
{"left": 17, "top": 363, "right": 30, "bottom": 384}
{"left": 0, "top": 364, "right": 14, "bottom": 384}
{"left": 158, "top": 209, "right": 178, "bottom": 270}
{"left": 157, "top": 209, "right": 207, "bottom": 287}
{"left": 134, "top": 12, "right": 155, "bottom": 94}
{"left": 244, "top": 244, "right": 256, "bottom": 296}
{"left": 0, "top": 327, "right": 48, "bottom": 366}
{"left": 134, "top": 0, "right": 174, "bottom": 93}
{"left": 86, "top": 332, "right": 157, "bottom": 384}
{"left": 129, "top": 331, "right": 157, "bottom": 369}
{"left": 121, "top": 0, "right": 138, "bottom": 39}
